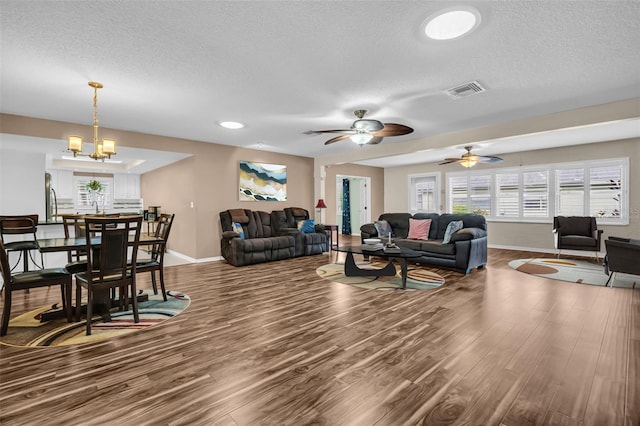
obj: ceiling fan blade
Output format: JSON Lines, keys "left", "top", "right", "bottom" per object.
{"left": 439, "top": 159, "right": 460, "bottom": 165}
{"left": 324, "top": 134, "right": 351, "bottom": 145}
{"left": 367, "top": 136, "right": 384, "bottom": 145}
{"left": 373, "top": 123, "right": 414, "bottom": 137}
{"left": 308, "top": 129, "right": 356, "bottom": 135}
{"left": 478, "top": 156, "right": 504, "bottom": 163}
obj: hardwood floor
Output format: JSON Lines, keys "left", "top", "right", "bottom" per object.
{"left": 1, "top": 237, "right": 638, "bottom": 425}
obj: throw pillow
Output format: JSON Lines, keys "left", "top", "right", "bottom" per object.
{"left": 407, "top": 218, "right": 431, "bottom": 240}
{"left": 297, "top": 219, "right": 315, "bottom": 233}
{"left": 231, "top": 222, "right": 245, "bottom": 239}
{"left": 442, "top": 220, "right": 464, "bottom": 244}
{"left": 374, "top": 220, "right": 392, "bottom": 238}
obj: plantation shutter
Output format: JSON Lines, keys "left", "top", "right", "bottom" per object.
{"left": 449, "top": 176, "right": 469, "bottom": 213}
{"left": 556, "top": 168, "right": 584, "bottom": 216}
{"left": 523, "top": 170, "right": 548, "bottom": 217}
{"left": 74, "top": 174, "right": 113, "bottom": 209}
{"left": 469, "top": 174, "right": 491, "bottom": 215}
{"left": 589, "top": 164, "right": 622, "bottom": 218}
{"left": 496, "top": 173, "right": 519, "bottom": 217}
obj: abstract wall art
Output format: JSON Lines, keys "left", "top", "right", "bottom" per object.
{"left": 239, "top": 161, "right": 287, "bottom": 201}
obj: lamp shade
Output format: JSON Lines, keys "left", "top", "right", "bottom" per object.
{"left": 315, "top": 199, "right": 327, "bottom": 209}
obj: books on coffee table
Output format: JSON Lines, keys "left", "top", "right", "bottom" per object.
{"left": 362, "top": 243, "right": 384, "bottom": 250}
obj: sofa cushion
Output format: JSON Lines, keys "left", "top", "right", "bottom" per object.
{"left": 374, "top": 219, "right": 392, "bottom": 237}
{"left": 379, "top": 213, "right": 412, "bottom": 238}
{"left": 557, "top": 216, "right": 593, "bottom": 237}
{"left": 407, "top": 218, "right": 431, "bottom": 240}
{"left": 395, "top": 238, "right": 456, "bottom": 256}
{"left": 442, "top": 220, "right": 463, "bottom": 244}
{"left": 229, "top": 208, "right": 250, "bottom": 224}
{"left": 450, "top": 227, "right": 487, "bottom": 242}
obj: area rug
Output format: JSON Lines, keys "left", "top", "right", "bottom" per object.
{"left": 508, "top": 258, "right": 637, "bottom": 288}
{"left": 0, "top": 289, "right": 190, "bottom": 347}
{"left": 316, "top": 262, "right": 445, "bottom": 291}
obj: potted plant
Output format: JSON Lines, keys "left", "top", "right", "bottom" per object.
{"left": 86, "top": 180, "right": 103, "bottom": 192}
{"left": 86, "top": 180, "right": 104, "bottom": 213}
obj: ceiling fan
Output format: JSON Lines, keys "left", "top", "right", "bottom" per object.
{"left": 307, "top": 110, "right": 414, "bottom": 146}
{"left": 440, "top": 145, "right": 504, "bottom": 168}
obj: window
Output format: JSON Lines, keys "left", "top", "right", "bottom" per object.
{"left": 589, "top": 164, "right": 622, "bottom": 218}
{"left": 446, "top": 174, "right": 491, "bottom": 214}
{"left": 496, "top": 173, "right": 519, "bottom": 217}
{"left": 522, "top": 170, "right": 548, "bottom": 217}
{"left": 446, "top": 157, "right": 628, "bottom": 224}
{"left": 408, "top": 173, "right": 440, "bottom": 213}
{"left": 73, "top": 174, "right": 113, "bottom": 210}
{"left": 556, "top": 168, "right": 584, "bottom": 216}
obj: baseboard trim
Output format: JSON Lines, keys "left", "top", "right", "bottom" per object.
{"left": 166, "top": 250, "right": 223, "bottom": 264}
{"left": 488, "top": 244, "right": 604, "bottom": 258}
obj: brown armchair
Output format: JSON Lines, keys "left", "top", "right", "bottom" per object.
{"left": 552, "top": 216, "right": 603, "bottom": 260}
{"left": 604, "top": 236, "right": 640, "bottom": 287}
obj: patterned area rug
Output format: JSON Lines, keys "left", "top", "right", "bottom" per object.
{"left": 0, "top": 289, "right": 190, "bottom": 347}
{"left": 508, "top": 258, "right": 637, "bottom": 288}
{"left": 316, "top": 262, "right": 445, "bottom": 291}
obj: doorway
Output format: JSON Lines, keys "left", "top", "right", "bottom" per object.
{"left": 336, "top": 175, "right": 371, "bottom": 236}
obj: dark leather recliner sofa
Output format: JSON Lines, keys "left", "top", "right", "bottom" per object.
{"left": 220, "top": 208, "right": 327, "bottom": 266}
{"left": 360, "top": 212, "right": 488, "bottom": 274}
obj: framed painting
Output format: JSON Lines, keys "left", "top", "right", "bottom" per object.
{"left": 239, "top": 161, "right": 287, "bottom": 201}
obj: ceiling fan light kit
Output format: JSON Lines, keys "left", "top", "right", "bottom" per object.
{"left": 440, "top": 146, "right": 503, "bottom": 168}
{"left": 310, "top": 109, "right": 414, "bottom": 147}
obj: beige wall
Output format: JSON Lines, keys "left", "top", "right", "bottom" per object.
{"left": 384, "top": 138, "right": 640, "bottom": 251}
{"left": 0, "top": 113, "right": 315, "bottom": 260}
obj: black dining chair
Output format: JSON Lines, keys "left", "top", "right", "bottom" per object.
{"left": 0, "top": 215, "right": 44, "bottom": 272}
{"left": 74, "top": 215, "right": 142, "bottom": 336}
{"left": 136, "top": 213, "right": 175, "bottom": 301}
{"left": 61, "top": 214, "right": 88, "bottom": 274}
{"left": 0, "top": 238, "right": 72, "bottom": 336}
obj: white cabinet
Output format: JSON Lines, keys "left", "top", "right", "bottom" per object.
{"left": 47, "top": 169, "right": 74, "bottom": 199}
{"left": 113, "top": 174, "right": 140, "bottom": 199}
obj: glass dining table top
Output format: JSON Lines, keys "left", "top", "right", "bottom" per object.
{"left": 37, "top": 234, "right": 163, "bottom": 252}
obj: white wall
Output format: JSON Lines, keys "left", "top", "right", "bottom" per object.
{"left": 0, "top": 148, "right": 46, "bottom": 218}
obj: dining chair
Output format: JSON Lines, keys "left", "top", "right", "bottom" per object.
{"left": 74, "top": 215, "right": 142, "bottom": 335}
{"left": 136, "top": 213, "right": 175, "bottom": 301}
{"left": 0, "top": 238, "right": 72, "bottom": 336}
{"left": 61, "top": 214, "right": 88, "bottom": 274}
{"left": 0, "top": 215, "right": 44, "bottom": 272}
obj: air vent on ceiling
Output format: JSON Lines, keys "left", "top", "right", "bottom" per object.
{"left": 446, "top": 80, "right": 486, "bottom": 99}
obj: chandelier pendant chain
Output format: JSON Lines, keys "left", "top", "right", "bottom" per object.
{"left": 67, "top": 81, "right": 116, "bottom": 161}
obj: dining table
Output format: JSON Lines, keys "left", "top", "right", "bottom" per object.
{"left": 35, "top": 234, "right": 165, "bottom": 321}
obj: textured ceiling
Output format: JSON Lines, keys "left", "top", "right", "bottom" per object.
{"left": 1, "top": 0, "right": 639, "bottom": 169}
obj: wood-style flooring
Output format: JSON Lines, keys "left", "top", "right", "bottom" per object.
{"left": 1, "top": 237, "right": 638, "bottom": 425}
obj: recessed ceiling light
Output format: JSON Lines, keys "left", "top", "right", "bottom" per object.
{"left": 219, "top": 121, "right": 245, "bottom": 129}
{"left": 423, "top": 7, "right": 481, "bottom": 41}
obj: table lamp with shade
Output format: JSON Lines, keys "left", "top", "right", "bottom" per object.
{"left": 315, "top": 199, "right": 327, "bottom": 224}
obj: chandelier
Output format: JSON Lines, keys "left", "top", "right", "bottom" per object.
{"left": 67, "top": 81, "right": 117, "bottom": 161}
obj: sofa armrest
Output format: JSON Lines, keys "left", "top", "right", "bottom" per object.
{"left": 360, "top": 223, "right": 378, "bottom": 239}
{"left": 450, "top": 227, "right": 487, "bottom": 242}
{"left": 222, "top": 230, "right": 241, "bottom": 240}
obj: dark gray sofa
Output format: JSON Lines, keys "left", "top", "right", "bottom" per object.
{"left": 360, "top": 212, "right": 488, "bottom": 274}
{"left": 220, "top": 208, "right": 327, "bottom": 266}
